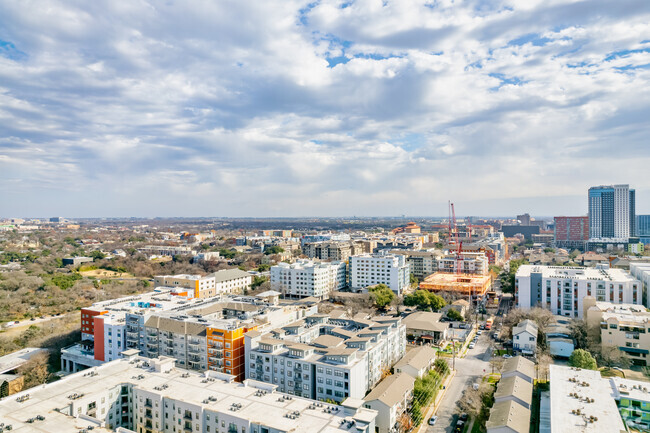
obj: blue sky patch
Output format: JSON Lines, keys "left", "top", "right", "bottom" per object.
{"left": 0, "top": 40, "right": 27, "bottom": 60}
{"left": 488, "top": 72, "right": 528, "bottom": 91}
{"left": 508, "top": 33, "right": 553, "bottom": 47}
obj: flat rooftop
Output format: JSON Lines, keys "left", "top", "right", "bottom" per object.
{"left": 516, "top": 265, "right": 636, "bottom": 283}
{"left": 549, "top": 364, "right": 625, "bottom": 433}
{"left": 0, "top": 356, "right": 376, "bottom": 433}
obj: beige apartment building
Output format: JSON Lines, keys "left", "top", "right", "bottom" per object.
{"left": 584, "top": 297, "right": 650, "bottom": 366}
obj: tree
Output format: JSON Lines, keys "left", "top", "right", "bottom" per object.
{"left": 90, "top": 250, "right": 106, "bottom": 261}
{"left": 500, "top": 259, "right": 528, "bottom": 293}
{"left": 409, "top": 273, "right": 418, "bottom": 287}
{"left": 489, "top": 356, "right": 505, "bottom": 374}
{"left": 17, "top": 352, "right": 51, "bottom": 388}
{"left": 568, "top": 349, "right": 597, "bottom": 370}
{"left": 369, "top": 284, "right": 395, "bottom": 309}
{"left": 403, "top": 290, "right": 446, "bottom": 311}
{"left": 264, "top": 246, "right": 284, "bottom": 255}
{"left": 598, "top": 346, "right": 631, "bottom": 369}
{"left": 257, "top": 264, "right": 270, "bottom": 272}
{"left": 447, "top": 308, "right": 463, "bottom": 322}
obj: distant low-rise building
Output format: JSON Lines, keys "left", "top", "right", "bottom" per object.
{"left": 62, "top": 256, "right": 94, "bottom": 267}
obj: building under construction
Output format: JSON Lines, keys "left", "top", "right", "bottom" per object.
{"left": 419, "top": 272, "right": 492, "bottom": 298}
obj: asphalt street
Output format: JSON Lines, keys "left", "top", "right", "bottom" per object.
{"left": 426, "top": 331, "right": 492, "bottom": 433}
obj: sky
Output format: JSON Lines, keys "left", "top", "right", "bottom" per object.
{"left": 1, "top": 0, "right": 650, "bottom": 218}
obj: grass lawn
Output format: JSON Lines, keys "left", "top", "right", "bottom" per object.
{"left": 482, "top": 374, "right": 501, "bottom": 384}
{"left": 494, "top": 349, "right": 512, "bottom": 356}
{"left": 600, "top": 367, "right": 625, "bottom": 378}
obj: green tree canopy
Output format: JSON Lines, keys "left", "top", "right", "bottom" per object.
{"left": 404, "top": 290, "right": 446, "bottom": 311}
{"left": 447, "top": 308, "right": 463, "bottom": 321}
{"left": 264, "top": 246, "right": 285, "bottom": 255}
{"left": 568, "top": 349, "right": 597, "bottom": 370}
{"left": 500, "top": 259, "right": 528, "bottom": 293}
{"left": 368, "top": 284, "right": 395, "bottom": 309}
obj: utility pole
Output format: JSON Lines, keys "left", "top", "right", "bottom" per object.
{"left": 452, "top": 340, "right": 456, "bottom": 371}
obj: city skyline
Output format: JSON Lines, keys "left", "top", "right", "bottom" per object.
{"left": 2, "top": 1, "right": 650, "bottom": 217}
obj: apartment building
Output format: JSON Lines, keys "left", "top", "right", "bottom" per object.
{"left": 588, "top": 184, "right": 636, "bottom": 243}
{"left": 65, "top": 290, "right": 318, "bottom": 377}
{"left": 302, "top": 241, "right": 365, "bottom": 261}
{"left": 0, "top": 354, "right": 377, "bottom": 433}
{"left": 515, "top": 265, "right": 643, "bottom": 318}
{"left": 391, "top": 250, "right": 442, "bottom": 279}
{"left": 245, "top": 313, "right": 406, "bottom": 403}
{"left": 629, "top": 262, "right": 650, "bottom": 306}
{"left": 270, "top": 259, "right": 347, "bottom": 299}
{"left": 437, "top": 251, "right": 489, "bottom": 275}
{"left": 610, "top": 377, "right": 650, "bottom": 432}
{"left": 139, "top": 245, "right": 198, "bottom": 257}
{"left": 584, "top": 299, "right": 650, "bottom": 366}
{"left": 154, "top": 269, "right": 253, "bottom": 298}
{"left": 349, "top": 253, "right": 410, "bottom": 295}
{"left": 554, "top": 216, "right": 589, "bottom": 250}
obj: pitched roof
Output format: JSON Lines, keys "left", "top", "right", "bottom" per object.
{"left": 502, "top": 356, "right": 535, "bottom": 381}
{"left": 363, "top": 373, "right": 415, "bottom": 407}
{"left": 394, "top": 346, "right": 437, "bottom": 371}
{"left": 209, "top": 268, "right": 252, "bottom": 282}
{"left": 486, "top": 400, "right": 531, "bottom": 433}
{"left": 494, "top": 375, "right": 533, "bottom": 406}
{"left": 311, "top": 335, "right": 344, "bottom": 348}
{"left": 402, "top": 311, "right": 446, "bottom": 333}
{"left": 513, "top": 319, "right": 538, "bottom": 337}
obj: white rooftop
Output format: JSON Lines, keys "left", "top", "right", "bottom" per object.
{"left": 549, "top": 364, "right": 625, "bottom": 433}
{"left": 610, "top": 377, "right": 650, "bottom": 403}
{"left": 517, "top": 265, "right": 636, "bottom": 283}
{"left": 0, "top": 355, "right": 377, "bottom": 433}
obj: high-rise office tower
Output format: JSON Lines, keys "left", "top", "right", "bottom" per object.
{"left": 588, "top": 184, "right": 635, "bottom": 241}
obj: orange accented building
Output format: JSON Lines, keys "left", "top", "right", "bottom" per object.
{"left": 207, "top": 324, "right": 258, "bottom": 381}
{"left": 419, "top": 272, "right": 491, "bottom": 298}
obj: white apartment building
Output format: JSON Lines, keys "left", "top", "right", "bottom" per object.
{"left": 1, "top": 354, "right": 377, "bottom": 433}
{"left": 437, "top": 251, "right": 489, "bottom": 275}
{"left": 515, "top": 265, "right": 643, "bottom": 318}
{"left": 245, "top": 313, "right": 406, "bottom": 403}
{"left": 629, "top": 262, "right": 650, "bottom": 307}
{"left": 349, "top": 253, "right": 410, "bottom": 295}
{"left": 270, "top": 259, "right": 347, "bottom": 299}
{"left": 154, "top": 269, "right": 253, "bottom": 298}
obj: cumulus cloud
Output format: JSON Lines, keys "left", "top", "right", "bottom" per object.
{"left": 0, "top": 0, "right": 649, "bottom": 217}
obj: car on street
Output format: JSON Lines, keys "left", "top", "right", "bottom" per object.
{"left": 455, "top": 420, "right": 466, "bottom": 432}
{"left": 428, "top": 416, "right": 438, "bottom": 425}
{"left": 469, "top": 342, "right": 475, "bottom": 349}
{"left": 459, "top": 413, "right": 469, "bottom": 422}
{"left": 502, "top": 354, "right": 512, "bottom": 358}
{"left": 476, "top": 330, "right": 482, "bottom": 335}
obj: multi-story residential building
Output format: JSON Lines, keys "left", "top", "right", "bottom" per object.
{"left": 270, "top": 259, "right": 347, "bottom": 299}
{"left": 302, "top": 241, "right": 365, "bottom": 261}
{"left": 630, "top": 262, "right": 650, "bottom": 305}
{"left": 391, "top": 250, "right": 442, "bottom": 279}
{"left": 154, "top": 269, "right": 253, "bottom": 298}
{"left": 64, "top": 290, "right": 318, "bottom": 376}
{"left": 245, "top": 313, "right": 406, "bottom": 403}
{"left": 554, "top": 216, "right": 589, "bottom": 250}
{"left": 349, "top": 253, "right": 410, "bottom": 295}
{"left": 547, "top": 365, "right": 627, "bottom": 433}
{"left": 588, "top": 184, "right": 636, "bottom": 246}
{"left": 515, "top": 265, "right": 643, "bottom": 318}
{"left": 0, "top": 353, "right": 378, "bottom": 433}
{"left": 437, "top": 251, "right": 489, "bottom": 275}
{"left": 610, "top": 377, "right": 650, "bottom": 432}
{"left": 584, "top": 298, "right": 650, "bottom": 366}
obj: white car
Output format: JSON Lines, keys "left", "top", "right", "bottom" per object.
{"left": 469, "top": 342, "right": 476, "bottom": 349}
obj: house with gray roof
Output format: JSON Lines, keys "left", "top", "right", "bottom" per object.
{"left": 486, "top": 399, "right": 531, "bottom": 433}
{"left": 363, "top": 373, "right": 415, "bottom": 433}
{"left": 502, "top": 356, "right": 535, "bottom": 384}
{"left": 394, "top": 346, "right": 437, "bottom": 379}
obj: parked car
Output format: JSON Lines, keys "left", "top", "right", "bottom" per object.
{"left": 428, "top": 416, "right": 438, "bottom": 425}
{"left": 476, "top": 330, "right": 482, "bottom": 335}
{"left": 455, "top": 420, "right": 466, "bottom": 432}
{"left": 502, "top": 354, "right": 512, "bottom": 359}
{"left": 469, "top": 342, "right": 475, "bottom": 349}
{"left": 459, "top": 413, "right": 469, "bottom": 422}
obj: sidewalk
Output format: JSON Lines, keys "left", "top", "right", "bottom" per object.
{"left": 413, "top": 369, "right": 457, "bottom": 433}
